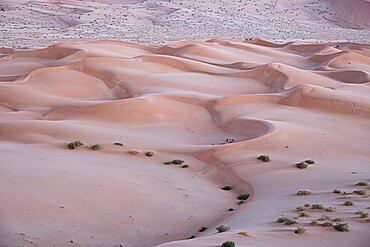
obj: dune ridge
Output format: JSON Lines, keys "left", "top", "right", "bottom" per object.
{"left": 0, "top": 39, "right": 369, "bottom": 247}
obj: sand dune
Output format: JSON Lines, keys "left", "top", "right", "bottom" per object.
{"left": 0, "top": 39, "right": 369, "bottom": 247}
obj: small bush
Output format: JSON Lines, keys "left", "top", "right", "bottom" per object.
{"left": 237, "top": 200, "right": 245, "bottom": 205}
{"left": 216, "top": 225, "right": 230, "bottom": 232}
{"left": 296, "top": 206, "right": 305, "bottom": 212}
{"left": 182, "top": 164, "right": 189, "bottom": 168}
{"left": 145, "top": 151, "right": 155, "bottom": 157}
{"left": 333, "top": 223, "right": 349, "bottom": 232}
{"left": 114, "top": 142, "right": 123, "bottom": 146}
{"left": 257, "top": 155, "right": 270, "bottom": 162}
{"left": 304, "top": 203, "right": 311, "bottom": 207}
{"left": 311, "top": 220, "right": 317, "bottom": 225}
{"left": 90, "top": 144, "right": 101, "bottom": 150}
{"left": 237, "top": 194, "right": 250, "bottom": 200}
{"left": 285, "top": 218, "right": 297, "bottom": 225}
{"left": 294, "top": 227, "right": 306, "bottom": 234}
{"left": 356, "top": 210, "right": 365, "bottom": 214}
{"left": 311, "top": 204, "right": 325, "bottom": 210}
{"left": 129, "top": 149, "right": 140, "bottom": 155}
{"left": 186, "top": 235, "right": 195, "bottom": 239}
{"left": 296, "top": 162, "right": 308, "bottom": 169}
{"left": 360, "top": 212, "right": 369, "bottom": 218}
{"left": 342, "top": 190, "right": 348, "bottom": 195}
{"left": 305, "top": 159, "right": 315, "bottom": 164}
{"left": 199, "top": 226, "right": 207, "bottom": 232}
{"left": 344, "top": 201, "right": 353, "bottom": 206}
{"left": 318, "top": 214, "right": 331, "bottom": 221}
{"left": 353, "top": 190, "right": 366, "bottom": 195}
{"left": 276, "top": 217, "right": 289, "bottom": 223}
{"left": 164, "top": 159, "right": 184, "bottom": 165}
{"left": 68, "top": 140, "right": 83, "bottom": 149}
{"left": 297, "top": 189, "right": 312, "bottom": 196}
{"left": 326, "top": 206, "right": 335, "bottom": 212}
{"left": 356, "top": 181, "right": 367, "bottom": 186}
{"left": 228, "top": 208, "right": 234, "bottom": 211}
{"left": 333, "top": 189, "right": 341, "bottom": 193}
{"left": 222, "top": 185, "right": 233, "bottom": 191}
{"left": 322, "top": 221, "right": 332, "bottom": 227}
{"left": 164, "top": 161, "right": 172, "bottom": 165}
{"left": 333, "top": 218, "right": 343, "bottom": 222}
{"left": 299, "top": 212, "right": 309, "bottom": 217}
{"left": 221, "top": 241, "right": 235, "bottom": 247}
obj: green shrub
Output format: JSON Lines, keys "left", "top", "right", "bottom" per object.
{"left": 311, "top": 220, "right": 317, "bottom": 225}
{"left": 237, "top": 194, "right": 250, "bottom": 200}
{"left": 333, "top": 218, "right": 343, "bottom": 222}
{"left": 344, "top": 201, "right": 353, "bottom": 206}
{"left": 318, "top": 214, "right": 331, "bottom": 221}
{"left": 186, "top": 235, "right": 195, "bottom": 239}
{"left": 360, "top": 212, "right": 368, "bottom": 218}
{"left": 326, "top": 206, "right": 335, "bottom": 212}
{"left": 216, "top": 224, "right": 230, "bottom": 232}
{"left": 356, "top": 181, "right": 367, "bottom": 186}
{"left": 353, "top": 190, "right": 366, "bottom": 195}
{"left": 298, "top": 212, "right": 309, "bottom": 217}
{"left": 164, "top": 161, "right": 172, "bottom": 165}
{"left": 297, "top": 189, "right": 311, "bottom": 196}
{"left": 237, "top": 200, "right": 245, "bottom": 205}
{"left": 164, "top": 159, "right": 184, "bottom": 165}
{"left": 333, "top": 189, "right": 341, "bottom": 193}
{"left": 221, "top": 241, "right": 235, "bottom": 247}
{"left": 199, "top": 226, "right": 207, "bottom": 232}
{"left": 294, "top": 227, "right": 306, "bottom": 234}
{"left": 276, "top": 217, "right": 289, "bottom": 223}
{"left": 145, "top": 151, "right": 155, "bottom": 157}
{"left": 304, "top": 203, "right": 311, "bottom": 207}
{"left": 333, "top": 223, "right": 349, "bottom": 232}
{"left": 285, "top": 218, "right": 297, "bottom": 225}
{"left": 228, "top": 208, "right": 234, "bottom": 211}
{"left": 296, "top": 162, "right": 308, "bottom": 169}
{"left": 68, "top": 140, "right": 83, "bottom": 149}
{"left": 305, "top": 160, "right": 315, "bottom": 164}
{"left": 90, "top": 143, "right": 101, "bottom": 150}
{"left": 322, "top": 221, "right": 332, "bottom": 227}
{"left": 114, "top": 142, "right": 123, "bottom": 146}
{"left": 311, "top": 204, "right": 325, "bottom": 210}
{"left": 356, "top": 210, "right": 365, "bottom": 214}
{"left": 296, "top": 206, "right": 305, "bottom": 212}
{"left": 222, "top": 185, "right": 233, "bottom": 190}
{"left": 182, "top": 164, "right": 189, "bottom": 168}
{"left": 257, "top": 155, "right": 270, "bottom": 162}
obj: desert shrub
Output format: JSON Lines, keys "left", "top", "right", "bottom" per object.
{"left": 342, "top": 190, "right": 348, "bottom": 195}
{"left": 114, "top": 142, "right": 123, "bottom": 146}
{"left": 285, "top": 218, "right": 297, "bottom": 225}
{"left": 353, "top": 190, "right": 366, "bottom": 195}
{"left": 68, "top": 140, "right": 83, "bottom": 149}
{"left": 164, "top": 159, "right": 184, "bottom": 165}
{"left": 344, "top": 201, "right": 353, "bottom": 206}
{"left": 199, "top": 226, "right": 207, "bottom": 232}
{"left": 311, "top": 204, "right": 325, "bottom": 210}
{"left": 311, "top": 220, "right": 317, "bottom": 225}
{"left": 145, "top": 151, "right": 155, "bottom": 157}
{"left": 186, "top": 235, "right": 195, "bottom": 239}
{"left": 164, "top": 161, "right": 172, "bottom": 165}
{"left": 296, "top": 162, "right": 308, "bottom": 169}
{"left": 305, "top": 159, "right": 315, "bottom": 164}
{"left": 296, "top": 206, "right": 305, "bottom": 212}
{"left": 237, "top": 194, "right": 250, "bottom": 200}
{"left": 333, "top": 223, "right": 349, "bottom": 232}
{"left": 216, "top": 225, "right": 230, "bottom": 232}
{"left": 318, "top": 214, "right": 331, "bottom": 221}
{"left": 299, "top": 212, "right": 309, "bottom": 217}
{"left": 90, "top": 144, "right": 101, "bottom": 150}
{"left": 333, "top": 218, "right": 343, "bottom": 222}
{"left": 276, "top": 217, "right": 289, "bottom": 223}
{"left": 129, "top": 149, "right": 140, "bottom": 155}
{"left": 322, "top": 221, "right": 332, "bottom": 227}
{"left": 297, "top": 189, "right": 312, "bottom": 196}
{"left": 221, "top": 241, "right": 235, "bottom": 247}
{"left": 304, "top": 203, "right": 311, "bottom": 207}
{"left": 222, "top": 185, "right": 233, "bottom": 190}
{"left": 360, "top": 212, "right": 369, "bottom": 218}
{"left": 356, "top": 210, "right": 365, "bottom": 214}
{"left": 257, "top": 155, "right": 270, "bottom": 162}
{"left": 356, "top": 181, "right": 367, "bottom": 186}
{"left": 228, "top": 208, "right": 234, "bottom": 211}
{"left": 333, "top": 189, "right": 341, "bottom": 193}
{"left": 326, "top": 206, "right": 335, "bottom": 212}
{"left": 237, "top": 200, "right": 245, "bottom": 205}
{"left": 294, "top": 227, "right": 306, "bottom": 234}
{"left": 182, "top": 165, "right": 189, "bottom": 168}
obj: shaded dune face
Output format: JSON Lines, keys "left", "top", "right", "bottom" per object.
{"left": 0, "top": 39, "right": 369, "bottom": 145}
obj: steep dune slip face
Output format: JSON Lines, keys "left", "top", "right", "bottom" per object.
{"left": 0, "top": 39, "right": 370, "bottom": 247}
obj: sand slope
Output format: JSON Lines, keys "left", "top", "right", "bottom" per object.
{"left": 0, "top": 39, "right": 369, "bottom": 247}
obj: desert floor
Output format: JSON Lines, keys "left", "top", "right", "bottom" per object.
{"left": 0, "top": 1, "right": 369, "bottom": 247}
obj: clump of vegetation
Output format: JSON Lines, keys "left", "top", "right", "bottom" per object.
{"left": 276, "top": 217, "right": 296, "bottom": 225}
{"left": 182, "top": 164, "right": 189, "bottom": 168}
{"left": 311, "top": 220, "right": 317, "bottom": 225}
{"left": 296, "top": 162, "right": 308, "bottom": 169}
{"left": 296, "top": 206, "right": 305, "bottom": 212}
{"left": 304, "top": 203, "right": 311, "bottom": 207}
{"left": 305, "top": 159, "right": 315, "bottom": 164}
{"left": 326, "top": 206, "right": 335, "bottom": 212}
{"left": 228, "top": 208, "right": 234, "bottom": 211}
{"left": 298, "top": 212, "right": 309, "bottom": 217}
{"left": 356, "top": 210, "right": 365, "bottom": 215}
{"left": 356, "top": 181, "right": 367, "bottom": 186}
{"left": 199, "top": 226, "right": 207, "bottom": 232}
{"left": 216, "top": 225, "right": 230, "bottom": 232}
{"left": 114, "top": 142, "right": 123, "bottom": 146}
{"left": 318, "top": 214, "right": 331, "bottom": 221}
{"left": 342, "top": 190, "right": 348, "bottom": 195}
{"left": 297, "top": 189, "right": 312, "bottom": 196}
{"left": 353, "top": 190, "right": 367, "bottom": 195}
{"left": 344, "top": 201, "right": 353, "bottom": 206}
{"left": 322, "top": 221, "right": 333, "bottom": 227}
{"left": 257, "top": 155, "right": 270, "bottom": 162}
{"left": 311, "top": 204, "right": 325, "bottom": 210}
{"left": 294, "top": 227, "right": 306, "bottom": 234}
{"left": 237, "top": 194, "right": 250, "bottom": 200}
{"left": 333, "top": 218, "right": 343, "bottom": 222}
{"left": 360, "top": 212, "right": 369, "bottom": 218}
{"left": 186, "top": 235, "right": 195, "bottom": 239}
{"left": 333, "top": 189, "right": 341, "bottom": 194}
{"left": 164, "top": 159, "right": 184, "bottom": 165}
{"left": 237, "top": 200, "right": 245, "bottom": 205}
{"left": 221, "top": 241, "right": 235, "bottom": 247}
{"left": 333, "top": 223, "right": 349, "bottom": 232}
{"left": 90, "top": 143, "right": 101, "bottom": 150}
{"left": 68, "top": 140, "right": 83, "bottom": 150}
{"left": 222, "top": 185, "right": 233, "bottom": 191}
{"left": 145, "top": 151, "right": 155, "bottom": 157}
{"left": 128, "top": 149, "right": 140, "bottom": 155}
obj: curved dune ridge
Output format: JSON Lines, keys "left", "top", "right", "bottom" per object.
{"left": 0, "top": 39, "right": 369, "bottom": 247}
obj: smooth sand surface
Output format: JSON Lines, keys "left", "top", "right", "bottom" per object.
{"left": 0, "top": 38, "right": 369, "bottom": 246}
{"left": 0, "top": 0, "right": 370, "bottom": 48}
